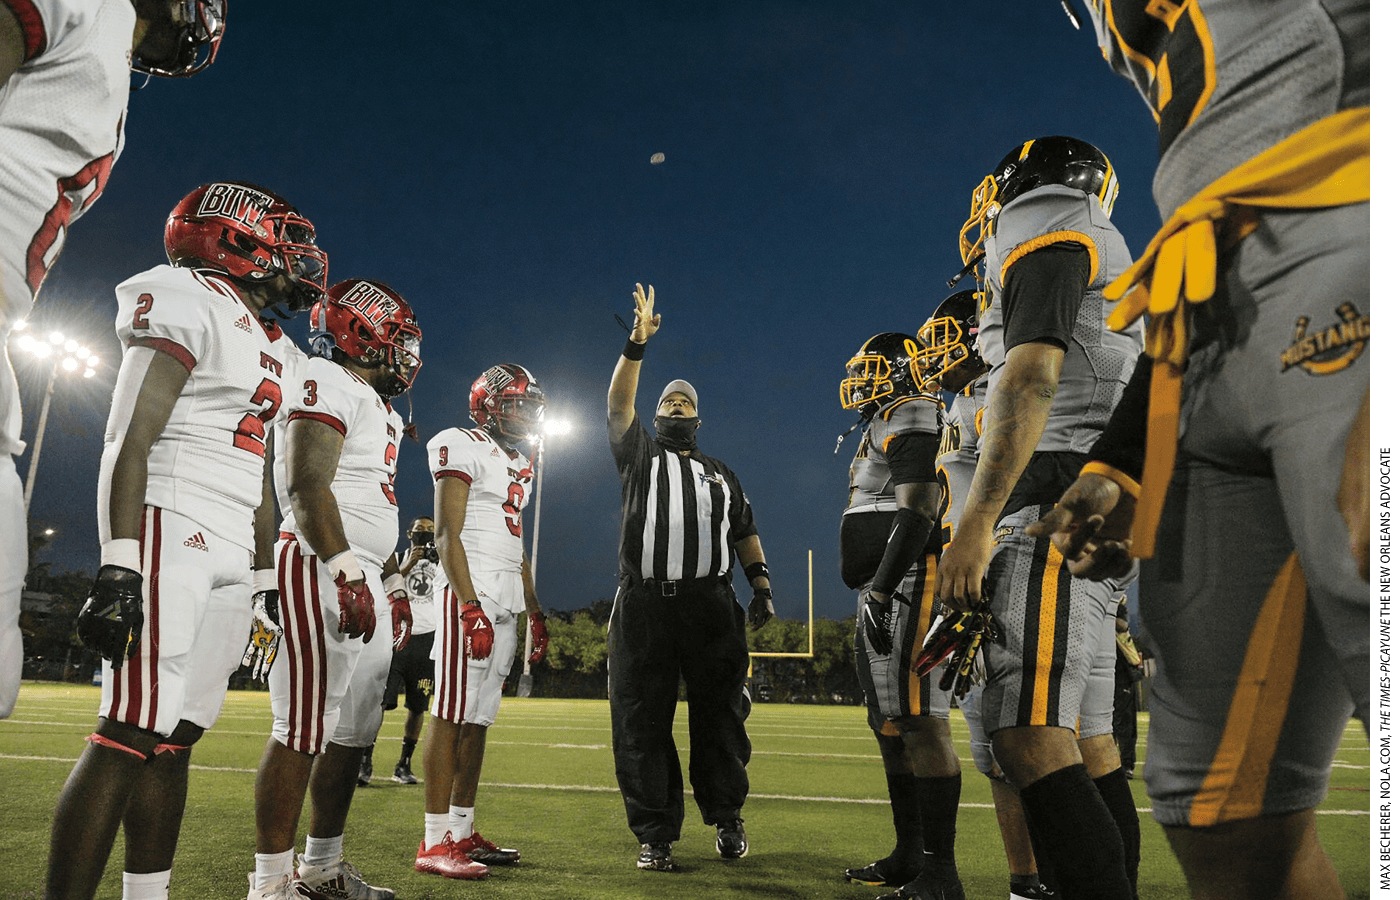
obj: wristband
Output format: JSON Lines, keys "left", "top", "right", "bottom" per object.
{"left": 383, "top": 572, "right": 406, "bottom": 596}
{"left": 253, "top": 568, "right": 277, "bottom": 593}
{"left": 622, "top": 339, "right": 647, "bottom": 361}
{"left": 101, "top": 538, "right": 141, "bottom": 572}
{"left": 743, "top": 561, "right": 769, "bottom": 584}
{"left": 325, "top": 550, "right": 364, "bottom": 584}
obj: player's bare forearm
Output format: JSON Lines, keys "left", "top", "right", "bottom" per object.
{"left": 380, "top": 556, "right": 399, "bottom": 582}
{"left": 252, "top": 452, "right": 277, "bottom": 571}
{"left": 521, "top": 552, "right": 541, "bottom": 616}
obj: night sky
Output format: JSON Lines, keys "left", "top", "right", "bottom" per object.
{"left": 21, "top": 2, "right": 1188, "bottom": 621}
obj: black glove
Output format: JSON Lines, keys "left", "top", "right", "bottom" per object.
{"left": 749, "top": 587, "right": 774, "bottom": 629}
{"left": 77, "top": 565, "right": 144, "bottom": 668}
{"left": 860, "top": 589, "right": 899, "bottom": 656}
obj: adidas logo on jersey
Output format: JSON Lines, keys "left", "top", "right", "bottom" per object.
{"left": 234, "top": 313, "right": 253, "bottom": 333}
{"left": 183, "top": 532, "right": 209, "bottom": 552}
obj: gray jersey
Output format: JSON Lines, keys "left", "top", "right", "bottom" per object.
{"left": 935, "top": 378, "right": 985, "bottom": 537}
{"left": 1076, "top": 0, "right": 1368, "bottom": 220}
{"left": 844, "top": 395, "right": 944, "bottom": 517}
{"left": 978, "top": 185, "right": 1143, "bottom": 456}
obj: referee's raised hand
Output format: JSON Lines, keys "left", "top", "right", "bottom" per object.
{"left": 632, "top": 283, "right": 660, "bottom": 342}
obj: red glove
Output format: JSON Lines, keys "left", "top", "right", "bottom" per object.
{"left": 528, "top": 611, "right": 549, "bottom": 664}
{"left": 334, "top": 572, "right": 376, "bottom": 643}
{"left": 460, "top": 602, "right": 494, "bottom": 659}
{"left": 389, "top": 590, "right": 413, "bottom": 652}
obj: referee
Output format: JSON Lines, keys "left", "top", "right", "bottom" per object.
{"left": 605, "top": 283, "right": 775, "bottom": 873}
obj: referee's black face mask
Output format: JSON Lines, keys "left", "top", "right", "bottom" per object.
{"left": 654, "top": 415, "right": 701, "bottom": 451}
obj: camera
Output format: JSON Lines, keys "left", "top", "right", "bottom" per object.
{"left": 410, "top": 530, "right": 439, "bottom": 564}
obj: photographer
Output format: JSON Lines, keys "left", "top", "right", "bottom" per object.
{"left": 360, "top": 517, "right": 440, "bottom": 785}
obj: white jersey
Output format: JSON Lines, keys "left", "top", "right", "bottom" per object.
{"left": 275, "top": 356, "right": 402, "bottom": 565}
{"left": 396, "top": 548, "right": 438, "bottom": 635}
{"left": 427, "top": 426, "right": 532, "bottom": 588}
{"left": 99, "top": 266, "right": 301, "bottom": 551}
{"left": 0, "top": 0, "right": 135, "bottom": 453}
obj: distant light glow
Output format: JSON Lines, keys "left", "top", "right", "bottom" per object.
{"left": 543, "top": 419, "right": 572, "bottom": 436}
{"left": 83, "top": 368, "right": 96, "bottom": 378}
{"left": 61, "top": 357, "right": 79, "bottom": 372}
{"left": 63, "top": 339, "right": 78, "bottom": 353}
{"left": 11, "top": 320, "right": 27, "bottom": 332}
{"left": 48, "top": 331, "right": 64, "bottom": 345}
{"left": 15, "top": 335, "right": 33, "bottom": 352}
{"left": 31, "top": 342, "right": 51, "bottom": 359}
{"left": 75, "top": 347, "right": 90, "bottom": 359}
{"left": 86, "top": 356, "right": 99, "bottom": 370}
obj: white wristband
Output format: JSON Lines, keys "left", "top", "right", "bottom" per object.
{"left": 253, "top": 568, "right": 277, "bottom": 593}
{"left": 101, "top": 539, "right": 141, "bottom": 572}
{"left": 325, "top": 550, "right": 364, "bottom": 584}
{"left": 383, "top": 572, "right": 406, "bottom": 596}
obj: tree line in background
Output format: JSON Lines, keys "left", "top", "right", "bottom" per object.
{"left": 21, "top": 568, "right": 865, "bottom": 705}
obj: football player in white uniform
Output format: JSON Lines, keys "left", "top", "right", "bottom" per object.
{"left": 248, "top": 279, "right": 422, "bottom": 900}
{"left": 48, "top": 181, "right": 323, "bottom": 900}
{"left": 0, "top": 0, "right": 225, "bottom": 723}
{"left": 414, "top": 364, "right": 550, "bottom": 880}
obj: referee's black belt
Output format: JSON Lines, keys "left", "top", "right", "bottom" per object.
{"left": 638, "top": 574, "right": 725, "bottom": 597}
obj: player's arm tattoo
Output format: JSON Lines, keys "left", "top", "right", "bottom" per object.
{"left": 965, "top": 343, "right": 1062, "bottom": 520}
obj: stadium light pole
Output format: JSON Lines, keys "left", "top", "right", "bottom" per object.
{"left": 11, "top": 324, "right": 99, "bottom": 514}
{"left": 518, "top": 416, "right": 571, "bottom": 697}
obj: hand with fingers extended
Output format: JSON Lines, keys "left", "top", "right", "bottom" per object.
{"left": 389, "top": 589, "right": 413, "bottom": 651}
{"left": 77, "top": 565, "right": 144, "bottom": 668}
{"left": 334, "top": 572, "right": 377, "bottom": 643}
{"left": 460, "top": 601, "right": 495, "bottom": 659}
{"left": 1025, "top": 471, "right": 1136, "bottom": 581}
{"left": 242, "top": 588, "right": 283, "bottom": 681}
{"left": 527, "top": 611, "right": 549, "bottom": 664}
{"left": 631, "top": 283, "right": 660, "bottom": 343}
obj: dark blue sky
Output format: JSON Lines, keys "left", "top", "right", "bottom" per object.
{"left": 20, "top": 1, "right": 1165, "bottom": 621}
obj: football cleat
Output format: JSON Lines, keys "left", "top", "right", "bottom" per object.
{"left": 637, "top": 842, "right": 677, "bottom": 871}
{"left": 458, "top": 831, "right": 520, "bottom": 865}
{"left": 294, "top": 856, "right": 394, "bottom": 900}
{"left": 392, "top": 761, "right": 417, "bottom": 785}
{"left": 875, "top": 865, "right": 967, "bottom": 900}
{"left": 414, "top": 833, "right": 490, "bottom": 880}
{"left": 716, "top": 819, "right": 748, "bottom": 859}
{"left": 246, "top": 873, "right": 313, "bottom": 900}
{"left": 845, "top": 858, "right": 922, "bottom": 887}
{"left": 1010, "top": 883, "right": 1057, "bottom": 900}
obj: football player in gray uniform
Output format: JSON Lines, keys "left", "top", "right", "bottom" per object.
{"left": 1032, "top": 4, "right": 1368, "bottom": 898}
{"left": 837, "top": 333, "right": 964, "bottom": 900}
{"left": 934, "top": 137, "right": 1143, "bottom": 900}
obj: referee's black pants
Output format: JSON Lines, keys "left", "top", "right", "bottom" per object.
{"left": 607, "top": 575, "right": 753, "bottom": 845}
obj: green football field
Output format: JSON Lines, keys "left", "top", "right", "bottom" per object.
{"left": 0, "top": 683, "right": 1369, "bottom": 899}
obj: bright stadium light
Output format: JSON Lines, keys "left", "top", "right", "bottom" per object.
{"left": 519, "top": 415, "right": 572, "bottom": 696}
{"left": 11, "top": 330, "right": 100, "bottom": 513}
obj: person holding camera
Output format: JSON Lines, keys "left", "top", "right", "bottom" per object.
{"left": 360, "top": 517, "right": 440, "bottom": 786}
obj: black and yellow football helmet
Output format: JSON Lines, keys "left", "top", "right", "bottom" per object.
{"left": 957, "top": 136, "right": 1119, "bottom": 271}
{"left": 840, "top": 332, "right": 935, "bottom": 417}
{"left": 919, "top": 290, "right": 990, "bottom": 394}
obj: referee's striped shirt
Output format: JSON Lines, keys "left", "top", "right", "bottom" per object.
{"left": 611, "top": 417, "right": 759, "bottom": 583}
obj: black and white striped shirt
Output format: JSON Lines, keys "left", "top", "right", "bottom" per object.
{"left": 611, "top": 417, "right": 758, "bottom": 583}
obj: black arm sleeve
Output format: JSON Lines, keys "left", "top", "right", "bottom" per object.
{"left": 1086, "top": 352, "right": 1152, "bottom": 483}
{"left": 1001, "top": 244, "right": 1091, "bottom": 352}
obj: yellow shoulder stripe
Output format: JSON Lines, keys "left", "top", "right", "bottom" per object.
{"left": 1000, "top": 229, "right": 1099, "bottom": 287}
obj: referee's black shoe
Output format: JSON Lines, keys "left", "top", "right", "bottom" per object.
{"left": 637, "top": 842, "right": 677, "bottom": 871}
{"left": 716, "top": 819, "right": 748, "bottom": 859}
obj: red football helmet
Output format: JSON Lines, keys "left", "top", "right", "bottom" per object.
{"left": 309, "top": 279, "right": 423, "bottom": 397}
{"left": 470, "top": 364, "right": 546, "bottom": 442}
{"left": 131, "top": 0, "right": 227, "bottom": 77}
{"left": 165, "top": 181, "right": 328, "bottom": 310}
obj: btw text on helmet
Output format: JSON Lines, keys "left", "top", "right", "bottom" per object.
{"left": 309, "top": 279, "right": 423, "bottom": 398}
{"left": 165, "top": 181, "right": 328, "bottom": 310}
{"left": 470, "top": 364, "right": 546, "bottom": 443}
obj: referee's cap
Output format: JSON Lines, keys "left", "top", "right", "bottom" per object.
{"left": 657, "top": 379, "right": 698, "bottom": 415}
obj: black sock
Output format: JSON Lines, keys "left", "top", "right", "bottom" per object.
{"left": 1018, "top": 764, "right": 1132, "bottom": 900}
{"left": 914, "top": 772, "right": 961, "bottom": 869}
{"left": 1020, "top": 808, "right": 1059, "bottom": 895}
{"left": 1095, "top": 767, "right": 1141, "bottom": 899}
{"left": 1010, "top": 872, "right": 1043, "bottom": 896}
{"left": 400, "top": 737, "right": 417, "bottom": 766}
{"left": 885, "top": 770, "right": 921, "bottom": 867}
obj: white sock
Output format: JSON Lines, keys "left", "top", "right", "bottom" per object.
{"left": 254, "top": 851, "right": 295, "bottom": 892}
{"left": 425, "top": 812, "right": 452, "bottom": 848}
{"left": 302, "top": 834, "right": 343, "bottom": 869}
{"left": 122, "top": 870, "right": 170, "bottom": 900}
{"left": 449, "top": 805, "right": 474, "bottom": 838}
